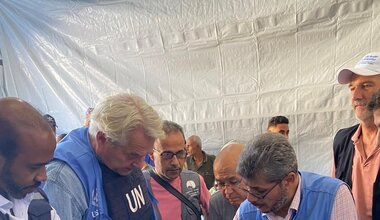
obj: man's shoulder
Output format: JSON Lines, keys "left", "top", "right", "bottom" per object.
{"left": 206, "top": 152, "right": 216, "bottom": 160}
{"left": 181, "top": 169, "right": 201, "bottom": 179}
{"left": 334, "top": 124, "right": 359, "bottom": 139}
{"left": 45, "top": 160, "right": 82, "bottom": 187}
{"left": 300, "top": 171, "right": 343, "bottom": 191}
{"left": 239, "top": 199, "right": 260, "bottom": 215}
{"left": 210, "top": 191, "right": 225, "bottom": 204}
{"left": 333, "top": 124, "right": 359, "bottom": 153}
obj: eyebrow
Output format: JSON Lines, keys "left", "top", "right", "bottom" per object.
{"left": 349, "top": 80, "right": 375, "bottom": 87}
{"left": 31, "top": 160, "right": 52, "bottom": 167}
{"left": 243, "top": 181, "right": 266, "bottom": 191}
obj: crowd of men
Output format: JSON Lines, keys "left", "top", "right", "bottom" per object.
{"left": 1, "top": 52, "right": 380, "bottom": 220}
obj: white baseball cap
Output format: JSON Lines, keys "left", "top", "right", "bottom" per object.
{"left": 338, "top": 52, "right": 380, "bottom": 84}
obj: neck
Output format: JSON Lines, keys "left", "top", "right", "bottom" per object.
{"left": 274, "top": 175, "right": 299, "bottom": 218}
{"left": 193, "top": 151, "right": 203, "bottom": 162}
{"left": 360, "top": 122, "right": 378, "bottom": 157}
{"left": 361, "top": 121, "right": 377, "bottom": 134}
{"left": 154, "top": 168, "right": 175, "bottom": 182}
{"left": 360, "top": 122, "right": 377, "bottom": 143}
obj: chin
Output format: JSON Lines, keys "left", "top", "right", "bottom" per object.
{"left": 229, "top": 200, "right": 242, "bottom": 207}
{"left": 117, "top": 169, "right": 132, "bottom": 176}
{"left": 11, "top": 190, "right": 30, "bottom": 199}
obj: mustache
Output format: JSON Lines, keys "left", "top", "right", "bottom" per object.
{"left": 353, "top": 100, "right": 367, "bottom": 106}
{"left": 20, "top": 182, "right": 41, "bottom": 191}
{"left": 167, "top": 166, "right": 181, "bottom": 171}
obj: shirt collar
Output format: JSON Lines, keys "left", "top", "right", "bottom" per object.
{"left": 0, "top": 194, "right": 13, "bottom": 211}
{"left": 201, "top": 151, "right": 207, "bottom": 163}
{"left": 351, "top": 124, "right": 362, "bottom": 144}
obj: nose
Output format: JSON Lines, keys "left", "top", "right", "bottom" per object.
{"left": 351, "top": 86, "right": 364, "bottom": 100}
{"left": 34, "top": 166, "right": 47, "bottom": 182}
{"left": 224, "top": 185, "right": 235, "bottom": 196}
{"left": 132, "top": 156, "right": 146, "bottom": 169}
{"left": 284, "top": 134, "right": 289, "bottom": 140}
{"left": 170, "top": 155, "right": 180, "bottom": 166}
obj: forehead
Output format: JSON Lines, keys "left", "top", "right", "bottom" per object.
{"left": 122, "top": 127, "right": 155, "bottom": 153}
{"left": 15, "top": 128, "right": 55, "bottom": 161}
{"left": 186, "top": 138, "right": 194, "bottom": 145}
{"left": 270, "top": 123, "right": 289, "bottom": 132}
{"left": 156, "top": 132, "right": 185, "bottom": 151}
{"left": 214, "top": 162, "right": 238, "bottom": 178}
{"left": 243, "top": 175, "right": 272, "bottom": 188}
{"left": 350, "top": 74, "right": 380, "bottom": 85}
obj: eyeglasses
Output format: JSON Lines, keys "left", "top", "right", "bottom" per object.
{"left": 238, "top": 173, "right": 290, "bottom": 200}
{"left": 153, "top": 148, "right": 187, "bottom": 159}
{"left": 215, "top": 178, "right": 242, "bottom": 191}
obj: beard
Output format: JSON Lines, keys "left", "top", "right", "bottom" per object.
{"left": 0, "top": 161, "right": 40, "bottom": 199}
{"left": 270, "top": 185, "right": 289, "bottom": 213}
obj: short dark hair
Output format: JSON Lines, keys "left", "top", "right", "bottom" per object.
{"left": 237, "top": 133, "right": 298, "bottom": 182}
{"left": 43, "top": 114, "right": 57, "bottom": 132}
{"left": 367, "top": 90, "right": 380, "bottom": 111}
{"left": 162, "top": 120, "right": 185, "bottom": 142}
{"left": 267, "top": 116, "right": 289, "bottom": 129}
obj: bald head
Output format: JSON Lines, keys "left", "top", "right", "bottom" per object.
{"left": 0, "top": 97, "right": 53, "bottom": 157}
{"left": 0, "top": 98, "right": 49, "bottom": 128}
{"left": 214, "top": 143, "right": 245, "bottom": 171}
{"left": 214, "top": 143, "right": 246, "bottom": 206}
{"left": 0, "top": 97, "right": 56, "bottom": 199}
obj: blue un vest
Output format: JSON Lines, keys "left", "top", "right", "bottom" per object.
{"left": 239, "top": 171, "right": 344, "bottom": 220}
{"left": 54, "top": 127, "right": 156, "bottom": 220}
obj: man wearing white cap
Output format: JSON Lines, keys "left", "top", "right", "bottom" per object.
{"left": 333, "top": 52, "right": 380, "bottom": 220}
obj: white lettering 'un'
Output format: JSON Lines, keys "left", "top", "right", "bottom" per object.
{"left": 126, "top": 185, "right": 146, "bottom": 213}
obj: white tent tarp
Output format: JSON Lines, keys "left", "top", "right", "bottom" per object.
{"left": 1, "top": 0, "right": 380, "bottom": 175}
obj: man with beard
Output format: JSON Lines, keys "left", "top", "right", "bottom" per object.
{"left": 234, "top": 133, "right": 357, "bottom": 220}
{"left": 144, "top": 120, "right": 210, "bottom": 220}
{"left": 43, "top": 93, "right": 164, "bottom": 220}
{"left": 333, "top": 52, "right": 380, "bottom": 220}
{"left": 209, "top": 142, "right": 247, "bottom": 220}
{"left": 0, "top": 97, "right": 60, "bottom": 219}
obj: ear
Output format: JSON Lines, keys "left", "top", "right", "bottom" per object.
{"left": 283, "top": 172, "right": 297, "bottom": 186}
{"left": 150, "top": 152, "right": 155, "bottom": 161}
{"left": 95, "top": 131, "right": 107, "bottom": 145}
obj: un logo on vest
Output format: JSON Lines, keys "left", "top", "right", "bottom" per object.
{"left": 125, "top": 185, "right": 146, "bottom": 212}
{"left": 186, "top": 180, "right": 196, "bottom": 189}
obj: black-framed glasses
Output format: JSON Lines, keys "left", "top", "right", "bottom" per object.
{"left": 215, "top": 178, "right": 242, "bottom": 191}
{"left": 238, "top": 173, "right": 291, "bottom": 200}
{"left": 153, "top": 148, "right": 187, "bottom": 159}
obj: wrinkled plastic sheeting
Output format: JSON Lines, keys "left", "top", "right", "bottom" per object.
{"left": 0, "top": 0, "right": 379, "bottom": 175}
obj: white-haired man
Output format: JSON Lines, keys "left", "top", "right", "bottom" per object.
{"left": 43, "top": 93, "right": 164, "bottom": 220}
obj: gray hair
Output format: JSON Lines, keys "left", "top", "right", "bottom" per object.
{"left": 237, "top": 133, "right": 298, "bottom": 182}
{"left": 187, "top": 135, "right": 202, "bottom": 149}
{"left": 161, "top": 120, "right": 185, "bottom": 141}
{"left": 89, "top": 93, "right": 164, "bottom": 144}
